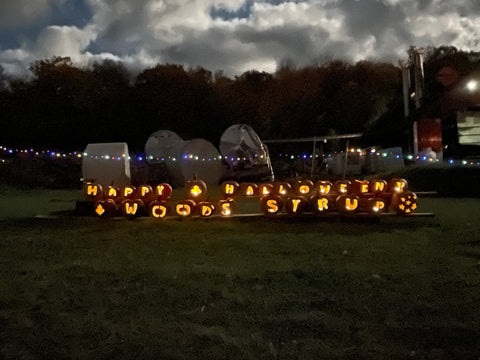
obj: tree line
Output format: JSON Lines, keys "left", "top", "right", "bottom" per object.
{"left": 1, "top": 46, "right": 478, "bottom": 152}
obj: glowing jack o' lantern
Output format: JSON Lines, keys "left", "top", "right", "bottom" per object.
{"left": 311, "top": 196, "right": 332, "bottom": 214}
{"left": 273, "top": 182, "right": 292, "bottom": 197}
{"left": 391, "top": 191, "right": 417, "bottom": 215}
{"left": 240, "top": 183, "right": 258, "bottom": 197}
{"left": 120, "top": 199, "right": 144, "bottom": 219}
{"left": 366, "top": 198, "right": 387, "bottom": 214}
{"left": 314, "top": 181, "right": 332, "bottom": 196}
{"left": 175, "top": 200, "right": 196, "bottom": 217}
{"left": 136, "top": 185, "right": 154, "bottom": 203}
{"left": 333, "top": 180, "right": 351, "bottom": 195}
{"left": 198, "top": 202, "right": 216, "bottom": 217}
{"left": 350, "top": 180, "right": 369, "bottom": 195}
{"left": 293, "top": 180, "right": 314, "bottom": 196}
{"left": 104, "top": 186, "right": 120, "bottom": 201}
{"left": 94, "top": 199, "right": 117, "bottom": 218}
{"left": 220, "top": 181, "right": 240, "bottom": 197}
{"left": 186, "top": 179, "right": 208, "bottom": 201}
{"left": 121, "top": 186, "right": 136, "bottom": 200}
{"left": 285, "top": 196, "right": 308, "bottom": 216}
{"left": 260, "top": 195, "right": 284, "bottom": 216}
{"left": 388, "top": 178, "right": 408, "bottom": 193}
{"left": 335, "top": 194, "right": 360, "bottom": 213}
{"left": 259, "top": 183, "right": 274, "bottom": 196}
{"left": 218, "top": 198, "right": 235, "bottom": 216}
{"left": 369, "top": 179, "right": 387, "bottom": 194}
{"left": 154, "top": 183, "right": 173, "bottom": 200}
{"left": 85, "top": 183, "right": 103, "bottom": 201}
{"left": 149, "top": 201, "right": 170, "bottom": 219}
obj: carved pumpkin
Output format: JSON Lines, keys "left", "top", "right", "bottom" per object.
{"left": 120, "top": 199, "right": 144, "bottom": 219}
{"left": 154, "top": 183, "right": 173, "bottom": 200}
{"left": 333, "top": 180, "right": 351, "bottom": 195}
{"left": 366, "top": 198, "right": 387, "bottom": 214}
{"left": 368, "top": 179, "right": 387, "bottom": 194}
{"left": 104, "top": 186, "right": 120, "bottom": 202}
{"left": 121, "top": 186, "right": 136, "bottom": 200}
{"left": 258, "top": 183, "right": 274, "bottom": 196}
{"left": 311, "top": 196, "right": 333, "bottom": 215}
{"left": 314, "top": 181, "right": 332, "bottom": 196}
{"left": 349, "top": 179, "right": 369, "bottom": 195}
{"left": 293, "top": 180, "right": 314, "bottom": 196}
{"left": 198, "top": 202, "right": 216, "bottom": 217}
{"left": 185, "top": 179, "right": 208, "bottom": 201}
{"left": 273, "top": 182, "right": 292, "bottom": 197}
{"left": 85, "top": 183, "right": 103, "bottom": 201}
{"left": 149, "top": 201, "right": 170, "bottom": 219}
{"left": 388, "top": 178, "right": 408, "bottom": 193}
{"left": 94, "top": 199, "right": 117, "bottom": 218}
{"left": 218, "top": 198, "right": 235, "bottom": 216}
{"left": 220, "top": 180, "right": 240, "bottom": 197}
{"left": 335, "top": 194, "right": 360, "bottom": 214}
{"left": 285, "top": 196, "right": 308, "bottom": 216}
{"left": 136, "top": 185, "right": 154, "bottom": 203}
{"left": 391, "top": 191, "right": 418, "bottom": 215}
{"left": 260, "top": 195, "right": 283, "bottom": 216}
{"left": 240, "top": 183, "right": 258, "bottom": 197}
{"left": 175, "top": 199, "right": 196, "bottom": 217}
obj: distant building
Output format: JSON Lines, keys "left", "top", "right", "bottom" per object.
{"left": 418, "top": 66, "right": 480, "bottom": 158}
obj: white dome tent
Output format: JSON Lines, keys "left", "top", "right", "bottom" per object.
{"left": 180, "top": 139, "right": 223, "bottom": 185}
{"left": 145, "top": 130, "right": 184, "bottom": 164}
{"left": 220, "top": 124, "right": 274, "bottom": 181}
{"left": 144, "top": 130, "right": 223, "bottom": 186}
{"left": 144, "top": 130, "right": 185, "bottom": 186}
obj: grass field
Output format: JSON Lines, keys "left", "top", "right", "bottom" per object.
{"left": 0, "top": 188, "right": 479, "bottom": 359}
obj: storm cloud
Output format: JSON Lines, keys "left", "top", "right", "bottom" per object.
{"left": 0, "top": 0, "right": 479, "bottom": 77}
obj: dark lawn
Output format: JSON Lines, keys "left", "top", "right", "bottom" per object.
{"left": 0, "top": 189, "right": 479, "bottom": 359}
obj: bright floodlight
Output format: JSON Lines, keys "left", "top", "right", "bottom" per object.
{"left": 466, "top": 80, "right": 478, "bottom": 91}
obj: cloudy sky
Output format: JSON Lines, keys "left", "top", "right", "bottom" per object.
{"left": 0, "top": 0, "right": 479, "bottom": 78}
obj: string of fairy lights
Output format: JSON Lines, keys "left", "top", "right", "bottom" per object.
{"left": 1, "top": 144, "right": 479, "bottom": 166}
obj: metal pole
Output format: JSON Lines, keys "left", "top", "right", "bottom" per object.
{"left": 343, "top": 139, "right": 349, "bottom": 180}
{"left": 310, "top": 136, "right": 316, "bottom": 177}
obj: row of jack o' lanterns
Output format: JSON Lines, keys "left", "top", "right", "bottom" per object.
{"left": 85, "top": 178, "right": 418, "bottom": 219}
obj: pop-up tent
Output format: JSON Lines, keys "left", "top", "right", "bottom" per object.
{"left": 82, "top": 142, "right": 131, "bottom": 187}
{"left": 219, "top": 124, "right": 273, "bottom": 181}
